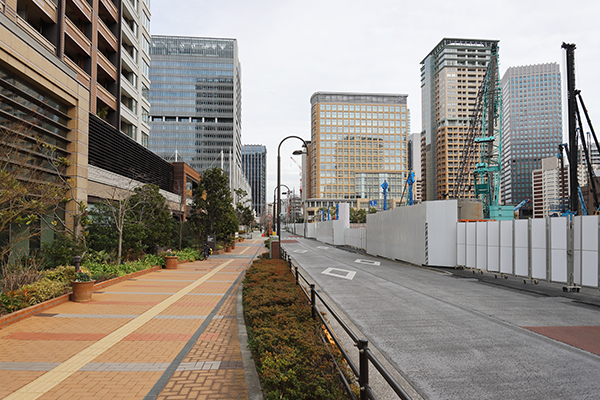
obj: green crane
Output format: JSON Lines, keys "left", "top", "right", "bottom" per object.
{"left": 453, "top": 43, "right": 512, "bottom": 220}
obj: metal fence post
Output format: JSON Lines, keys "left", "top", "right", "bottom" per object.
{"left": 295, "top": 265, "right": 299, "bottom": 285}
{"left": 310, "top": 284, "right": 316, "bottom": 319}
{"left": 358, "top": 339, "right": 369, "bottom": 400}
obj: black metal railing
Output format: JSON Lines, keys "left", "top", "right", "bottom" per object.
{"left": 280, "top": 248, "right": 413, "bottom": 400}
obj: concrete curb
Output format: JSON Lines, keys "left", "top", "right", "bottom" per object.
{"left": 237, "top": 279, "right": 263, "bottom": 400}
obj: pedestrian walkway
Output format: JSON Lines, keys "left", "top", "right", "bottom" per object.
{"left": 0, "top": 235, "right": 267, "bottom": 400}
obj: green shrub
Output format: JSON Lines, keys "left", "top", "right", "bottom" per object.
{"left": 174, "top": 247, "right": 201, "bottom": 261}
{"left": 142, "top": 254, "right": 164, "bottom": 267}
{"left": 42, "top": 266, "right": 75, "bottom": 284}
{"left": 1, "top": 287, "right": 36, "bottom": 314}
{"left": 243, "top": 259, "right": 352, "bottom": 399}
{"left": 28, "top": 280, "right": 69, "bottom": 304}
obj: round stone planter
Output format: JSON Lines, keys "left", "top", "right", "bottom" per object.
{"left": 71, "top": 280, "right": 96, "bottom": 302}
{"left": 164, "top": 256, "right": 178, "bottom": 269}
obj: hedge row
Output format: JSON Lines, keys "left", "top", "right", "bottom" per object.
{"left": 243, "top": 258, "right": 355, "bottom": 399}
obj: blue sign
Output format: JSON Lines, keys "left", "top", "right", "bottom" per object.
{"left": 369, "top": 200, "right": 378, "bottom": 207}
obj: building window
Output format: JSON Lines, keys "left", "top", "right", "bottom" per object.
{"left": 142, "top": 59, "right": 150, "bottom": 78}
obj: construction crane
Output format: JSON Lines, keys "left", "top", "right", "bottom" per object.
{"left": 452, "top": 43, "right": 512, "bottom": 220}
{"left": 513, "top": 198, "right": 530, "bottom": 213}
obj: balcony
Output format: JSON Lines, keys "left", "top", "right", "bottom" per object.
{"left": 16, "top": 16, "right": 56, "bottom": 53}
{"left": 97, "top": 18, "right": 118, "bottom": 52}
{"left": 64, "top": 17, "right": 91, "bottom": 56}
{"left": 96, "top": 84, "right": 116, "bottom": 111}
{"left": 66, "top": 0, "right": 92, "bottom": 22}
{"left": 97, "top": 51, "right": 117, "bottom": 81}
{"left": 63, "top": 56, "right": 91, "bottom": 87}
{"left": 99, "top": 0, "right": 118, "bottom": 24}
{"left": 29, "top": 0, "right": 57, "bottom": 23}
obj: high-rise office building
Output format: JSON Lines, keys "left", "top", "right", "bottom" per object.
{"left": 420, "top": 38, "right": 498, "bottom": 201}
{"left": 148, "top": 35, "right": 245, "bottom": 190}
{"left": 501, "top": 63, "right": 562, "bottom": 208}
{"left": 121, "top": 0, "right": 152, "bottom": 145}
{"left": 306, "top": 92, "right": 409, "bottom": 216}
{"left": 532, "top": 156, "right": 569, "bottom": 218}
{"left": 241, "top": 144, "right": 267, "bottom": 217}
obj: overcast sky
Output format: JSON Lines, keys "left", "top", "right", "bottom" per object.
{"left": 150, "top": 0, "right": 600, "bottom": 200}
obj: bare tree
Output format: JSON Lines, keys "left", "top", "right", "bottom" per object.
{"left": 0, "top": 125, "right": 69, "bottom": 262}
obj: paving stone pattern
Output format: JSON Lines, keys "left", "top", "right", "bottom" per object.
{"left": 0, "top": 238, "right": 267, "bottom": 400}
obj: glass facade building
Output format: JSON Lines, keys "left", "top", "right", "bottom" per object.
{"left": 501, "top": 63, "right": 562, "bottom": 208}
{"left": 148, "top": 36, "right": 242, "bottom": 179}
{"left": 308, "top": 92, "right": 410, "bottom": 203}
{"left": 241, "top": 144, "right": 267, "bottom": 217}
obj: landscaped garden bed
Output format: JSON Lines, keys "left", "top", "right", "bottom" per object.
{"left": 0, "top": 248, "right": 205, "bottom": 320}
{"left": 242, "top": 258, "right": 356, "bottom": 399}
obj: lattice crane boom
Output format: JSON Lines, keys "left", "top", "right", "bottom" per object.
{"left": 452, "top": 43, "right": 511, "bottom": 220}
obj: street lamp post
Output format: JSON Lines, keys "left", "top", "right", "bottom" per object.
{"left": 277, "top": 136, "right": 308, "bottom": 245}
{"left": 273, "top": 184, "right": 290, "bottom": 235}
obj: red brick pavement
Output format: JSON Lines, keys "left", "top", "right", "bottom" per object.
{"left": 0, "top": 237, "right": 267, "bottom": 400}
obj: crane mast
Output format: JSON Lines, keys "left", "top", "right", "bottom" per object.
{"left": 453, "top": 43, "right": 512, "bottom": 220}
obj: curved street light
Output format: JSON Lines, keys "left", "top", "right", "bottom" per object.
{"left": 277, "top": 136, "right": 308, "bottom": 246}
{"left": 272, "top": 184, "right": 290, "bottom": 235}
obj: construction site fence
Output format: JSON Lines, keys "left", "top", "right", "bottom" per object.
{"left": 457, "top": 216, "right": 600, "bottom": 288}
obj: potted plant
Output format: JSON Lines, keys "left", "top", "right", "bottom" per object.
{"left": 164, "top": 249, "right": 178, "bottom": 269}
{"left": 71, "top": 268, "right": 95, "bottom": 302}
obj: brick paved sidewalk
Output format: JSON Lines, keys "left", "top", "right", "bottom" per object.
{"left": 0, "top": 237, "right": 267, "bottom": 400}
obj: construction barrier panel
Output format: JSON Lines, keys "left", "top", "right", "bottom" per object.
{"left": 457, "top": 215, "right": 600, "bottom": 288}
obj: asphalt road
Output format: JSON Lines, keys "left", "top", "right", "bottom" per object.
{"left": 280, "top": 232, "right": 600, "bottom": 400}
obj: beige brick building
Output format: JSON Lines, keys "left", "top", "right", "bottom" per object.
{"left": 1, "top": 6, "right": 90, "bottom": 251}
{"left": 306, "top": 92, "right": 410, "bottom": 219}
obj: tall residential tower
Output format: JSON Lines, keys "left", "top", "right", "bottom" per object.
{"left": 501, "top": 63, "right": 562, "bottom": 210}
{"left": 420, "top": 38, "right": 499, "bottom": 201}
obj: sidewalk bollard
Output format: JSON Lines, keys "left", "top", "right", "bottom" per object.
{"left": 74, "top": 255, "right": 81, "bottom": 273}
{"left": 358, "top": 339, "right": 369, "bottom": 400}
